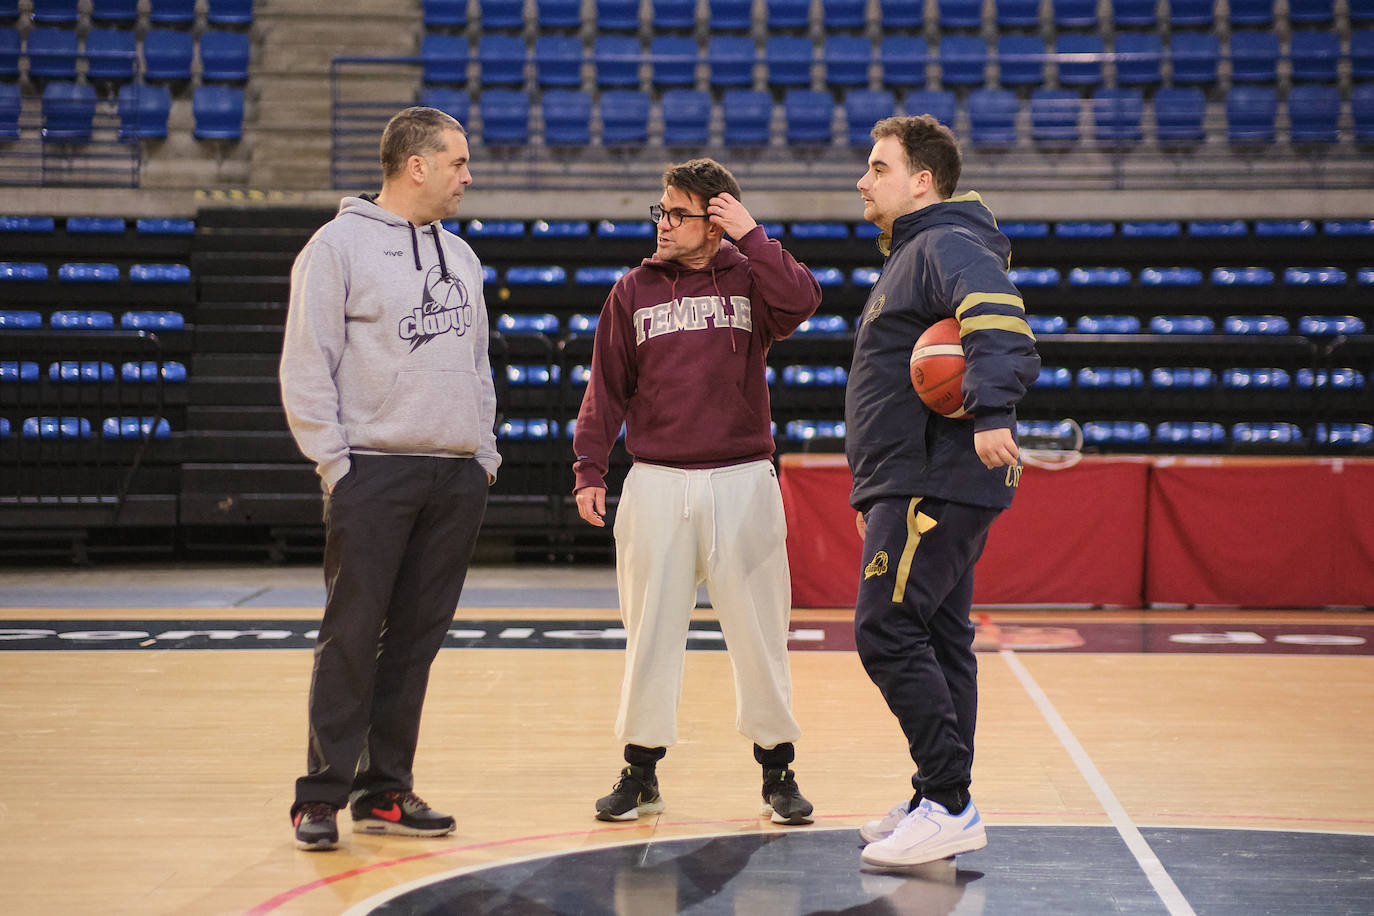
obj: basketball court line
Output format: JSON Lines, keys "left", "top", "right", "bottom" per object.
{"left": 1000, "top": 648, "right": 1197, "bottom": 916}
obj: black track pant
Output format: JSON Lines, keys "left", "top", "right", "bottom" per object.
{"left": 293, "top": 454, "right": 487, "bottom": 813}
{"left": 854, "top": 495, "right": 1000, "bottom": 805}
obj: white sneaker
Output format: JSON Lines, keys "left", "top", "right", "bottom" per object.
{"left": 859, "top": 799, "right": 911, "bottom": 844}
{"left": 860, "top": 798, "right": 987, "bottom": 867}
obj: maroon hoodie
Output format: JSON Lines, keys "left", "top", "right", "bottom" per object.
{"left": 573, "top": 226, "right": 822, "bottom": 492}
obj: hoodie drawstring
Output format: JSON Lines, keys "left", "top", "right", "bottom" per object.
{"left": 405, "top": 223, "right": 452, "bottom": 281}
{"left": 407, "top": 223, "right": 422, "bottom": 272}
{"left": 710, "top": 267, "right": 736, "bottom": 353}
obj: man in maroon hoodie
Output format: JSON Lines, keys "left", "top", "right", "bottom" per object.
{"left": 573, "top": 158, "right": 823, "bottom": 825}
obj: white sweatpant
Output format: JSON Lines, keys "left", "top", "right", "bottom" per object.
{"left": 612, "top": 459, "right": 802, "bottom": 750}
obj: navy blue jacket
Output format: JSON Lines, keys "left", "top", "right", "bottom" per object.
{"left": 845, "top": 193, "right": 1040, "bottom": 511}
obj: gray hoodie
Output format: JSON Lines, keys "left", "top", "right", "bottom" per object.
{"left": 280, "top": 196, "right": 501, "bottom": 490}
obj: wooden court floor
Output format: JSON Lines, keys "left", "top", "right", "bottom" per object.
{"left": 1, "top": 563, "right": 1372, "bottom": 915}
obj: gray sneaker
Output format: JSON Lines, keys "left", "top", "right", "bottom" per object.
{"left": 292, "top": 802, "right": 339, "bottom": 851}
{"left": 762, "top": 767, "right": 814, "bottom": 825}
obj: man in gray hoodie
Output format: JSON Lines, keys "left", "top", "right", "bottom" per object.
{"left": 280, "top": 107, "right": 500, "bottom": 851}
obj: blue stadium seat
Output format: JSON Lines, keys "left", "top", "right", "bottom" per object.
{"left": 0, "top": 28, "right": 18, "bottom": 82}
{"left": 1300, "top": 368, "right": 1366, "bottom": 388}
{"left": 1052, "top": 0, "right": 1098, "bottom": 27}
{"left": 651, "top": 35, "right": 697, "bottom": 87}
{"left": 0, "top": 361, "right": 40, "bottom": 384}
{"left": 881, "top": 36, "right": 928, "bottom": 88}
{"left": 825, "top": 35, "right": 871, "bottom": 88}
{"left": 1033, "top": 367, "right": 1073, "bottom": 387}
{"left": 535, "top": 35, "right": 583, "bottom": 88}
{"left": 1167, "top": 0, "right": 1215, "bottom": 27}
{"left": 1154, "top": 88, "right": 1206, "bottom": 143}
{"left": 91, "top": 0, "right": 139, "bottom": 24}
{"left": 532, "top": 221, "right": 590, "bottom": 238}
{"left": 783, "top": 365, "right": 849, "bottom": 386}
{"left": 0, "top": 263, "right": 49, "bottom": 281}
{"left": 661, "top": 89, "right": 711, "bottom": 145}
{"left": 480, "top": 89, "right": 530, "bottom": 145}
{"left": 1224, "top": 315, "right": 1288, "bottom": 335}
{"left": 26, "top": 27, "right": 79, "bottom": 81}
{"left": 1229, "top": 31, "right": 1278, "bottom": 83}
{"left": 1077, "top": 367, "right": 1144, "bottom": 388}
{"left": 1140, "top": 267, "right": 1202, "bottom": 285}
{"left": 1030, "top": 89, "right": 1080, "bottom": 144}
{"left": 1289, "top": 32, "right": 1339, "bottom": 83}
{"left": 1214, "top": 265, "right": 1275, "bottom": 285}
{"left": 1123, "top": 221, "right": 1181, "bottom": 237}
{"left": 1288, "top": 0, "right": 1334, "bottom": 22}
{"left": 1227, "top": 0, "right": 1273, "bottom": 25}
{"left": 143, "top": 29, "right": 194, "bottom": 82}
{"left": 418, "top": 87, "right": 470, "bottom": 124}
{"left": 0, "top": 310, "right": 43, "bottom": 327}
{"left": 938, "top": 0, "right": 983, "bottom": 29}
{"left": 1056, "top": 33, "right": 1104, "bottom": 87}
{"left": 1232, "top": 422, "right": 1302, "bottom": 445}
{"left": 129, "top": 264, "right": 191, "bottom": 282}
{"left": 537, "top": 0, "right": 581, "bottom": 29}
{"left": 794, "top": 315, "right": 849, "bottom": 334}
{"left": 824, "top": 0, "right": 867, "bottom": 29}
{"left": 1092, "top": 89, "right": 1143, "bottom": 144}
{"left": 1286, "top": 267, "right": 1347, "bottom": 285}
{"left": 709, "top": 0, "right": 752, "bottom": 29}
{"left": 59, "top": 263, "right": 120, "bottom": 282}
{"left": 600, "top": 89, "right": 650, "bottom": 145}
{"left": 967, "top": 88, "right": 1018, "bottom": 146}
{"left": 792, "top": 223, "right": 849, "bottom": 239}
{"left": 1156, "top": 422, "right": 1226, "bottom": 444}
{"left": 766, "top": 36, "right": 813, "bottom": 88}
{"left": 845, "top": 89, "right": 896, "bottom": 146}
{"left": 1010, "top": 267, "right": 1061, "bottom": 288}
{"left": 597, "top": 0, "right": 641, "bottom": 29}
{"left": 723, "top": 89, "right": 772, "bottom": 146}
{"left": 851, "top": 267, "right": 881, "bottom": 286}
{"left": 479, "top": 0, "right": 525, "bottom": 29}
{"left": 85, "top": 28, "right": 137, "bottom": 83}
{"left": 597, "top": 219, "right": 654, "bottom": 238}
{"left": 137, "top": 218, "right": 194, "bottom": 235}
{"left": 466, "top": 219, "right": 526, "bottom": 237}
{"left": 480, "top": 34, "right": 527, "bottom": 87}
{"left": 995, "top": 0, "right": 1040, "bottom": 27}
{"left": 768, "top": 0, "right": 811, "bottom": 29}
{"left": 0, "top": 83, "right": 20, "bottom": 141}
{"left": 423, "top": 0, "right": 467, "bottom": 27}
{"left": 1315, "top": 424, "right": 1374, "bottom": 447}
{"left": 1226, "top": 86, "right": 1277, "bottom": 144}
{"left": 1083, "top": 421, "right": 1150, "bottom": 444}
{"left": 1149, "top": 315, "right": 1214, "bottom": 333}
{"left": 708, "top": 35, "right": 756, "bottom": 88}
{"left": 31, "top": 0, "right": 79, "bottom": 23}
{"left": 497, "top": 312, "right": 559, "bottom": 332}
{"left": 1288, "top": 85, "right": 1341, "bottom": 143}
{"left": 67, "top": 217, "right": 125, "bottom": 234}
{"left": 1170, "top": 32, "right": 1219, "bottom": 85}
{"left": 51, "top": 309, "right": 114, "bottom": 328}
{"left": 103, "top": 417, "right": 171, "bottom": 440}
{"left": 808, "top": 267, "right": 845, "bottom": 287}
{"left": 192, "top": 85, "right": 244, "bottom": 139}
{"left": 571, "top": 269, "right": 623, "bottom": 288}
{"left": 939, "top": 35, "right": 988, "bottom": 86}
{"left": 22, "top": 417, "right": 92, "bottom": 439}
{"left": 997, "top": 35, "right": 1046, "bottom": 87}
{"left": 1151, "top": 368, "right": 1215, "bottom": 387}
{"left": 207, "top": 0, "right": 254, "bottom": 25}
{"left": 121, "top": 361, "right": 187, "bottom": 383}
{"left": 1056, "top": 221, "right": 1114, "bottom": 238}
{"left": 905, "top": 89, "right": 956, "bottom": 126}
{"left": 149, "top": 0, "right": 196, "bottom": 25}
{"left": 1070, "top": 268, "right": 1132, "bottom": 286}
{"left": 1356, "top": 85, "right": 1374, "bottom": 142}
{"left": 785, "top": 90, "right": 834, "bottom": 144}
{"left": 1113, "top": 0, "right": 1157, "bottom": 27}
{"left": 122, "top": 310, "right": 185, "bottom": 328}
{"left": 784, "top": 420, "right": 847, "bottom": 441}
{"left": 41, "top": 81, "right": 95, "bottom": 141}
{"left": 1299, "top": 315, "right": 1363, "bottom": 335}
{"left": 503, "top": 268, "right": 566, "bottom": 287}
{"left": 1352, "top": 30, "right": 1374, "bottom": 81}
{"left": 1002, "top": 222, "right": 1050, "bottom": 238}
{"left": 653, "top": 0, "right": 697, "bottom": 29}
{"left": 200, "top": 30, "right": 252, "bottom": 83}
{"left": 594, "top": 35, "right": 642, "bottom": 88}
{"left": 1322, "top": 220, "right": 1374, "bottom": 235}
{"left": 505, "top": 364, "right": 559, "bottom": 386}
{"left": 1114, "top": 32, "right": 1162, "bottom": 86}
{"left": 541, "top": 89, "right": 591, "bottom": 145}
{"left": 880, "top": 0, "right": 923, "bottom": 27}
{"left": 421, "top": 34, "right": 469, "bottom": 85}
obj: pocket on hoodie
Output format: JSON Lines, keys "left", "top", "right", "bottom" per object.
{"left": 354, "top": 368, "right": 483, "bottom": 454}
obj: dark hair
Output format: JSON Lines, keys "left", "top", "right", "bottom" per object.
{"left": 870, "top": 115, "right": 962, "bottom": 199}
{"left": 661, "top": 157, "right": 742, "bottom": 206}
{"left": 379, "top": 107, "right": 465, "bottom": 179}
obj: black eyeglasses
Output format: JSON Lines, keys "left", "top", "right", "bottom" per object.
{"left": 649, "top": 204, "right": 710, "bottom": 228}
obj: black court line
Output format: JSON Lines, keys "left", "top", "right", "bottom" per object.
{"left": 1, "top": 619, "right": 1371, "bottom": 653}
{"left": 347, "top": 826, "right": 1374, "bottom": 916}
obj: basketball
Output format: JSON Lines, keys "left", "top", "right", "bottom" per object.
{"left": 910, "top": 317, "right": 969, "bottom": 418}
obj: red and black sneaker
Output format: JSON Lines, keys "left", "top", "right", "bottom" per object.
{"left": 350, "top": 790, "right": 456, "bottom": 837}
{"left": 292, "top": 802, "right": 339, "bottom": 851}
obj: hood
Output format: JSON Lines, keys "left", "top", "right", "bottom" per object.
{"left": 339, "top": 194, "right": 453, "bottom": 280}
{"left": 879, "top": 191, "right": 1012, "bottom": 268}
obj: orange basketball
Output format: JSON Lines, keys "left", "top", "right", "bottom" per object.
{"left": 910, "top": 317, "right": 969, "bottom": 418}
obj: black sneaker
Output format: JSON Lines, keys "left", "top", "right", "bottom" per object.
{"left": 350, "top": 790, "right": 456, "bottom": 837}
{"left": 762, "top": 767, "right": 814, "bottom": 825}
{"left": 292, "top": 802, "right": 339, "bottom": 851}
{"left": 595, "top": 765, "right": 665, "bottom": 821}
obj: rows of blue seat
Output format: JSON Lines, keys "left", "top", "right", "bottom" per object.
{"left": 3, "top": 27, "right": 251, "bottom": 84}
{"left": 0, "top": 415, "right": 172, "bottom": 439}
{"left": 0, "top": 262, "right": 191, "bottom": 281}
{"left": 424, "top": 0, "right": 1374, "bottom": 34}
{"left": 1, "top": 359, "right": 186, "bottom": 382}
{"left": 16, "top": 0, "right": 253, "bottom": 28}
{"left": 418, "top": 30, "right": 1374, "bottom": 95}
{"left": 0, "top": 80, "right": 243, "bottom": 140}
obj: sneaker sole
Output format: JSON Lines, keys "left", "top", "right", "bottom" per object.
{"left": 295, "top": 836, "right": 338, "bottom": 851}
{"left": 761, "top": 803, "right": 815, "bottom": 826}
{"left": 352, "top": 819, "right": 455, "bottom": 837}
{"left": 860, "top": 827, "right": 988, "bottom": 867}
{"left": 595, "top": 798, "right": 665, "bottom": 822}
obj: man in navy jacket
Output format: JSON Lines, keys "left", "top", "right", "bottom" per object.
{"left": 845, "top": 115, "right": 1040, "bottom": 868}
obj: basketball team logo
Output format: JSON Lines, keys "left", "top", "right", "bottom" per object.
{"left": 398, "top": 266, "right": 472, "bottom": 351}
{"left": 864, "top": 551, "right": 889, "bottom": 579}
